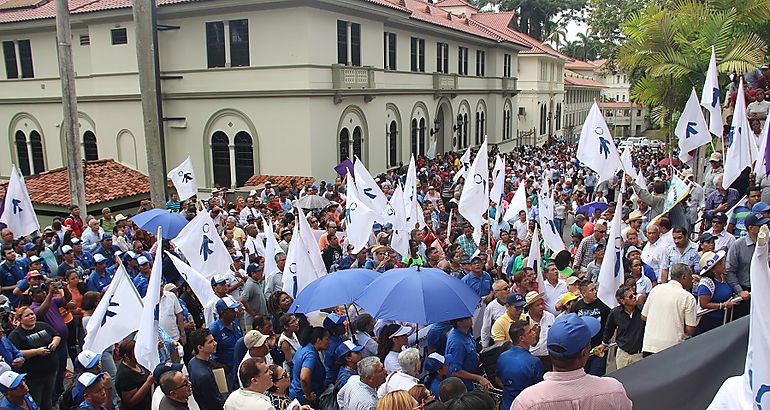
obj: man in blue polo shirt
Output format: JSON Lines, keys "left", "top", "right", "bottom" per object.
{"left": 132, "top": 256, "right": 152, "bottom": 298}
{"left": 86, "top": 254, "right": 114, "bottom": 293}
{"left": 93, "top": 234, "right": 119, "bottom": 268}
{"left": 462, "top": 255, "right": 494, "bottom": 337}
{"left": 209, "top": 296, "right": 243, "bottom": 379}
{"left": 0, "top": 369, "right": 39, "bottom": 410}
{"left": 445, "top": 316, "right": 493, "bottom": 392}
{"left": 0, "top": 246, "right": 24, "bottom": 306}
{"left": 496, "top": 319, "right": 544, "bottom": 410}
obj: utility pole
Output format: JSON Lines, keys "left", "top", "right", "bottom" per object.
{"left": 55, "top": 0, "right": 87, "bottom": 212}
{"left": 133, "top": 0, "right": 167, "bottom": 206}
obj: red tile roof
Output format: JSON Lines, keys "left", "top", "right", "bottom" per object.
{"left": 0, "top": 159, "right": 150, "bottom": 207}
{"left": 564, "top": 59, "right": 598, "bottom": 70}
{"left": 599, "top": 101, "right": 643, "bottom": 109}
{"left": 0, "top": 0, "right": 200, "bottom": 24}
{"left": 362, "top": 0, "right": 410, "bottom": 12}
{"left": 468, "top": 12, "right": 566, "bottom": 58}
{"left": 243, "top": 175, "right": 315, "bottom": 189}
{"left": 400, "top": 0, "right": 506, "bottom": 42}
{"left": 435, "top": 0, "right": 478, "bottom": 10}
{"left": 564, "top": 75, "right": 605, "bottom": 88}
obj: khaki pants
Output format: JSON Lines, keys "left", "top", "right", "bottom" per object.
{"left": 616, "top": 348, "right": 643, "bottom": 369}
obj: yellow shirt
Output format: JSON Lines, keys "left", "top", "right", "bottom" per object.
{"left": 491, "top": 311, "right": 525, "bottom": 343}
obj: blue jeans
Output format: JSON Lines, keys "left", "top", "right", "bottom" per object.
{"left": 585, "top": 353, "right": 607, "bottom": 376}
{"left": 54, "top": 341, "right": 68, "bottom": 404}
{"left": 554, "top": 218, "right": 565, "bottom": 236}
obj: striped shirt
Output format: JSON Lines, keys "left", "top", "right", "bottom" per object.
{"left": 337, "top": 376, "right": 378, "bottom": 410}
{"left": 512, "top": 368, "right": 632, "bottom": 410}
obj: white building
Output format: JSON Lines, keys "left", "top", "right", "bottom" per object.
{"left": 0, "top": 0, "right": 531, "bottom": 190}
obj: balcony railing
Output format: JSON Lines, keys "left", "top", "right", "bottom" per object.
{"left": 331, "top": 65, "right": 375, "bottom": 89}
{"left": 502, "top": 77, "right": 517, "bottom": 91}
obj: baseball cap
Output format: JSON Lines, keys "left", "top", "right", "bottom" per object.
{"left": 699, "top": 232, "right": 716, "bottom": 243}
{"left": 372, "top": 223, "right": 383, "bottom": 232}
{"left": 215, "top": 296, "right": 240, "bottom": 314}
{"left": 423, "top": 353, "right": 451, "bottom": 373}
{"left": 93, "top": 254, "right": 107, "bottom": 264}
{"left": 0, "top": 371, "right": 26, "bottom": 392}
{"left": 281, "top": 229, "right": 292, "bottom": 237}
{"left": 77, "top": 372, "right": 103, "bottom": 390}
{"left": 22, "top": 243, "right": 35, "bottom": 251}
{"left": 745, "top": 213, "right": 770, "bottom": 227}
{"left": 28, "top": 255, "right": 42, "bottom": 264}
{"left": 335, "top": 340, "right": 364, "bottom": 360}
{"left": 101, "top": 233, "right": 113, "bottom": 241}
{"left": 323, "top": 313, "right": 347, "bottom": 329}
{"left": 61, "top": 245, "right": 73, "bottom": 254}
{"left": 709, "top": 152, "right": 723, "bottom": 162}
{"left": 712, "top": 212, "right": 728, "bottom": 223}
{"left": 470, "top": 255, "right": 483, "bottom": 263}
{"left": 506, "top": 292, "right": 526, "bottom": 307}
{"left": 390, "top": 325, "right": 413, "bottom": 338}
{"left": 557, "top": 292, "right": 579, "bottom": 309}
{"left": 384, "top": 223, "right": 393, "bottom": 230}
{"left": 547, "top": 313, "right": 601, "bottom": 358}
{"left": 70, "top": 238, "right": 81, "bottom": 244}
{"left": 753, "top": 202, "right": 770, "bottom": 213}
{"left": 210, "top": 274, "right": 227, "bottom": 287}
{"left": 231, "top": 254, "right": 243, "bottom": 261}
{"left": 625, "top": 246, "right": 641, "bottom": 258}
{"left": 153, "top": 362, "right": 183, "bottom": 382}
{"left": 137, "top": 256, "right": 150, "bottom": 265}
{"left": 163, "top": 283, "right": 178, "bottom": 293}
{"left": 247, "top": 264, "right": 264, "bottom": 274}
{"left": 244, "top": 330, "right": 269, "bottom": 348}
{"left": 565, "top": 276, "right": 580, "bottom": 286}
{"left": 25, "top": 270, "right": 44, "bottom": 280}
{"left": 76, "top": 350, "right": 102, "bottom": 369}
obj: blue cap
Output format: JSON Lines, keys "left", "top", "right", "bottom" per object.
{"left": 372, "top": 223, "right": 383, "bottom": 231}
{"left": 753, "top": 201, "right": 770, "bottom": 213}
{"left": 22, "top": 243, "right": 35, "bottom": 251}
{"left": 76, "top": 350, "right": 102, "bottom": 369}
{"left": 334, "top": 340, "right": 364, "bottom": 360}
{"left": 506, "top": 293, "right": 526, "bottom": 307}
{"left": 591, "top": 243, "right": 605, "bottom": 253}
{"left": 323, "top": 313, "right": 347, "bottom": 329}
{"left": 231, "top": 254, "right": 243, "bottom": 261}
{"left": 101, "top": 233, "right": 113, "bottom": 241}
{"left": 76, "top": 372, "right": 104, "bottom": 390}
{"left": 210, "top": 274, "right": 227, "bottom": 286}
{"left": 384, "top": 223, "right": 393, "bottom": 229}
{"left": 745, "top": 213, "right": 770, "bottom": 227}
{"left": 215, "top": 296, "right": 240, "bottom": 314}
{"left": 247, "top": 264, "right": 264, "bottom": 274}
{"left": 423, "top": 353, "right": 453, "bottom": 373}
{"left": 547, "top": 313, "right": 601, "bottom": 358}
{"left": 699, "top": 232, "right": 715, "bottom": 243}
{"left": 0, "top": 371, "right": 26, "bottom": 392}
{"left": 153, "top": 362, "right": 184, "bottom": 382}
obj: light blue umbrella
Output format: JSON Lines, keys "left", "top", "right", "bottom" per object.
{"left": 288, "top": 268, "right": 379, "bottom": 314}
{"left": 353, "top": 266, "right": 481, "bottom": 324}
{"left": 130, "top": 209, "right": 188, "bottom": 239}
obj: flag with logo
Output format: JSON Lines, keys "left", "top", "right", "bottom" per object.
{"left": 388, "top": 184, "right": 410, "bottom": 257}
{"left": 172, "top": 210, "right": 231, "bottom": 279}
{"left": 0, "top": 166, "right": 39, "bottom": 238}
{"left": 83, "top": 263, "right": 143, "bottom": 354}
{"left": 538, "top": 177, "right": 565, "bottom": 252}
{"left": 282, "top": 209, "right": 327, "bottom": 298}
{"left": 346, "top": 175, "right": 379, "bottom": 254}
{"left": 701, "top": 46, "right": 723, "bottom": 137}
{"left": 528, "top": 227, "right": 545, "bottom": 293}
{"left": 502, "top": 180, "right": 528, "bottom": 222}
{"left": 577, "top": 102, "right": 623, "bottom": 183}
{"left": 166, "top": 251, "right": 217, "bottom": 309}
{"left": 353, "top": 157, "right": 387, "bottom": 219}
{"left": 677, "top": 89, "right": 712, "bottom": 168}
{"left": 723, "top": 78, "right": 758, "bottom": 189}
{"left": 167, "top": 156, "right": 198, "bottom": 201}
{"left": 403, "top": 156, "right": 426, "bottom": 230}
{"left": 263, "top": 219, "right": 281, "bottom": 276}
{"left": 597, "top": 193, "right": 624, "bottom": 308}
{"left": 135, "top": 227, "right": 163, "bottom": 372}
{"left": 458, "top": 139, "right": 489, "bottom": 245}
{"left": 453, "top": 147, "right": 472, "bottom": 183}
{"left": 754, "top": 114, "right": 770, "bottom": 179}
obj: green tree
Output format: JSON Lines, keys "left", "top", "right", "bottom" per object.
{"left": 618, "top": 0, "right": 768, "bottom": 130}
{"left": 587, "top": 0, "right": 649, "bottom": 44}
{"left": 471, "top": 0, "right": 587, "bottom": 41}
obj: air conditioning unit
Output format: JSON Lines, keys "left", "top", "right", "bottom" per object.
{"left": 518, "top": 107, "right": 526, "bottom": 116}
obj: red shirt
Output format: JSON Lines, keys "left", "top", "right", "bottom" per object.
{"left": 63, "top": 215, "right": 84, "bottom": 237}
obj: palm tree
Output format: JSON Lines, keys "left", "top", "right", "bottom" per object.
{"left": 545, "top": 24, "right": 568, "bottom": 50}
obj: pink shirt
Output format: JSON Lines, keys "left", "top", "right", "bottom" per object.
{"left": 512, "top": 368, "right": 632, "bottom": 410}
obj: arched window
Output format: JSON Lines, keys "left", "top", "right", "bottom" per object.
{"left": 339, "top": 128, "right": 350, "bottom": 162}
{"left": 475, "top": 112, "right": 481, "bottom": 146}
{"left": 540, "top": 105, "right": 547, "bottom": 135}
{"left": 15, "top": 131, "right": 30, "bottom": 176}
{"left": 211, "top": 131, "right": 231, "bottom": 188}
{"left": 462, "top": 113, "right": 469, "bottom": 148}
{"left": 83, "top": 131, "right": 99, "bottom": 161}
{"left": 411, "top": 119, "right": 418, "bottom": 155}
{"left": 418, "top": 118, "right": 426, "bottom": 156}
{"left": 352, "top": 127, "right": 363, "bottom": 160}
{"left": 556, "top": 103, "right": 562, "bottom": 131}
{"left": 388, "top": 121, "right": 398, "bottom": 167}
{"left": 478, "top": 111, "right": 485, "bottom": 144}
{"left": 29, "top": 131, "right": 44, "bottom": 174}
{"left": 234, "top": 131, "right": 254, "bottom": 187}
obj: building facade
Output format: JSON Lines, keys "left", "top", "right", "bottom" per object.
{"left": 0, "top": 0, "right": 533, "bottom": 187}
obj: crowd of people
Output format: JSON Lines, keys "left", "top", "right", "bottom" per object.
{"left": 0, "top": 130, "right": 761, "bottom": 410}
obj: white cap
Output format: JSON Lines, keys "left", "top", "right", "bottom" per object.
{"left": 137, "top": 256, "right": 150, "bottom": 265}
{"left": 76, "top": 350, "right": 101, "bottom": 369}
{"left": 0, "top": 371, "right": 25, "bottom": 391}
{"left": 93, "top": 254, "right": 107, "bottom": 264}
{"left": 61, "top": 245, "right": 73, "bottom": 254}
{"left": 427, "top": 352, "right": 446, "bottom": 364}
{"left": 389, "top": 325, "right": 413, "bottom": 338}
{"left": 77, "top": 372, "right": 103, "bottom": 389}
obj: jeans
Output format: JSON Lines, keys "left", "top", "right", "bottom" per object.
{"left": 54, "top": 341, "right": 68, "bottom": 403}
{"left": 28, "top": 372, "right": 57, "bottom": 410}
{"left": 584, "top": 352, "right": 607, "bottom": 376}
{"left": 554, "top": 218, "right": 565, "bottom": 236}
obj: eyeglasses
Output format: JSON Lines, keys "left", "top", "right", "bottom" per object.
{"left": 171, "top": 378, "right": 191, "bottom": 391}
{"left": 275, "top": 373, "right": 289, "bottom": 381}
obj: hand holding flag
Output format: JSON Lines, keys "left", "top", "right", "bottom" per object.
{"left": 167, "top": 156, "right": 198, "bottom": 201}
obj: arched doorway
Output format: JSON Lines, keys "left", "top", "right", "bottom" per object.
{"left": 435, "top": 99, "right": 452, "bottom": 155}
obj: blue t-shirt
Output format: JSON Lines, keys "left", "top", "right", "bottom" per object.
{"left": 445, "top": 327, "right": 479, "bottom": 391}
{"left": 289, "top": 344, "right": 325, "bottom": 404}
{"left": 698, "top": 278, "right": 734, "bottom": 320}
{"left": 496, "top": 346, "right": 545, "bottom": 410}
{"left": 86, "top": 269, "right": 113, "bottom": 293}
{"left": 0, "top": 394, "right": 39, "bottom": 410}
{"left": 426, "top": 321, "right": 452, "bottom": 356}
{"left": 209, "top": 320, "right": 243, "bottom": 370}
{"left": 461, "top": 271, "right": 493, "bottom": 297}
{"left": 132, "top": 274, "right": 149, "bottom": 298}
{"left": 324, "top": 335, "right": 344, "bottom": 385}
{"left": 336, "top": 367, "right": 356, "bottom": 388}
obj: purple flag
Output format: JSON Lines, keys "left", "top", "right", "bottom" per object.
{"left": 335, "top": 159, "right": 355, "bottom": 178}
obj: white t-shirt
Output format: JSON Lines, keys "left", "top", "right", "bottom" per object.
{"left": 158, "top": 291, "right": 183, "bottom": 341}
{"left": 529, "top": 311, "right": 556, "bottom": 357}
{"left": 384, "top": 351, "right": 401, "bottom": 373}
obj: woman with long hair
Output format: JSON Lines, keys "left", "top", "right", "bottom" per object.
{"left": 351, "top": 313, "right": 378, "bottom": 358}
{"left": 278, "top": 313, "right": 301, "bottom": 369}
{"left": 267, "top": 291, "right": 294, "bottom": 333}
{"left": 266, "top": 364, "right": 291, "bottom": 410}
{"left": 114, "top": 338, "right": 154, "bottom": 410}
{"left": 65, "top": 269, "right": 87, "bottom": 362}
{"left": 377, "top": 324, "right": 410, "bottom": 373}
{"left": 8, "top": 305, "right": 61, "bottom": 410}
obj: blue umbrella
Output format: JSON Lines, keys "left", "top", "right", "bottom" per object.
{"left": 353, "top": 266, "right": 481, "bottom": 325}
{"left": 288, "top": 268, "right": 379, "bottom": 314}
{"left": 576, "top": 201, "right": 609, "bottom": 217}
{"left": 130, "top": 209, "right": 188, "bottom": 239}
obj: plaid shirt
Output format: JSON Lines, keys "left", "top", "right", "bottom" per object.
{"left": 573, "top": 234, "right": 606, "bottom": 270}
{"left": 456, "top": 234, "right": 478, "bottom": 258}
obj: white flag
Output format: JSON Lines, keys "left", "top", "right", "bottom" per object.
{"left": 660, "top": 174, "right": 691, "bottom": 216}
{"left": 389, "top": 184, "right": 410, "bottom": 257}
{"left": 135, "top": 227, "right": 163, "bottom": 372}
{"left": 426, "top": 139, "right": 438, "bottom": 160}
{"left": 172, "top": 210, "right": 231, "bottom": 279}
{"left": 635, "top": 168, "right": 647, "bottom": 188}
{"left": 296, "top": 207, "right": 327, "bottom": 275}
{"left": 723, "top": 79, "right": 757, "bottom": 189}
{"left": 403, "top": 156, "right": 425, "bottom": 230}
{"left": 537, "top": 182, "right": 566, "bottom": 253}
{"left": 446, "top": 209, "right": 453, "bottom": 240}
{"left": 83, "top": 264, "right": 143, "bottom": 355}
{"left": 754, "top": 115, "right": 770, "bottom": 179}
{"left": 0, "top": 166, "right": 39, "bottom": 238}
{"left": 620, "top": 147, "right": 637, "bottom": 178}
{"left": 353, "top": 157, "right": 387, "bottom": 219}
{"left": 166, "top": 252, "right": 217, "bottom": 309}
{"left": 701, "top": 46, "right": 723, "bottom": 137}
{"left": 502, "top": 180, "right": 528, "bottom": 222}
{"left": 677, "top": 89, "right": 712, "bottom": 168}
{"left": 489, "top": 155, "right": 506, "bottom": 206}
{"left": 528, "top": 227, "right": 545, "bottom": 293}
{"left": 597, "top": 196, "right": 624, "bottom": 308}
{"left": 458, "top": 139, "right": 489, "bottom": 245}
{"left": 577, "top": 102, "right": 623, "bottom": 183}
{"left": 453, "top": 147, "right": 472, "bottom": 183}
{"left": 346, "top": 175, "right": 379, "bottom": 254}
{"left": 282, "top": 209, "right": 327, "bottom": 298}
{"left": 167, "top": 156, "right": 198, "bottom": 201}
{"left": 263, "top": 219, "right": 281, "bottom": 276}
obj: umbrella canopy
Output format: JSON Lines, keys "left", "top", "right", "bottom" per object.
{"left": 353, "top": 266, "right": 481, "bottom": 324}
{"left": 659, "top": 157, "right": 681, "bottom": 166}
{"left": 294, "top": 194, "right": 331, "bottom": 210}
{"left": 575, "top": 201, "right": 609, "bottom": 217}
{"left": 288, "top": 268, "right": 378, "bottom": 314}
{"left": 130, "top": 209, "right": 188, "bottom": 239}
